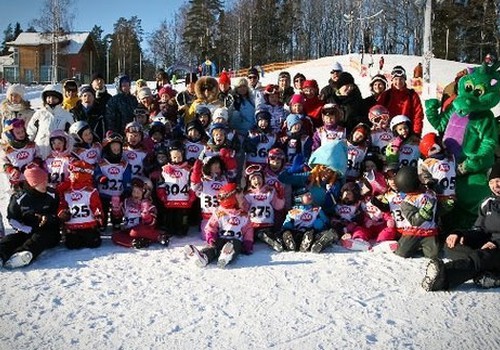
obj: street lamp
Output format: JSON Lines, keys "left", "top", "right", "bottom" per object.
{"left": 106, "top": 37, "right": 112, "bottom": 84}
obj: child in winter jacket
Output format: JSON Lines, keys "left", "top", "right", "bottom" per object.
{"left": 393, "top": 166, "right": 439, "bottom": 259}
{"left": 184, "top": 182, "right": 254, "bottom": 268}
{"left": 367, "top": 105, "right": 393, "bottom": 162}
{"left": 199, "top": 123, "right": 238, "bottom": 180}
{"left": 1, "top": 118, "right": 41, "bottom": 191}
{"left": 0, "top": 164, "right": 60, "bottom": 268}
{"left": 279, "top": 113, "right": 312, "bottom": 165}
{"left": 44, "top": 130, "right": 72, "bottom": 189}
{"left": 123, "top": 121, "right": 153, "bottom": 179}
{"left": 345, "top": 123, "right": 370, "bottom": 181}
{"left": 0, "top": 83, "right": 34, "bottom": 143}
{"left": 183, "top": 120, "right": 208, "bottom": 165}
{"left": 27, "top": 84, "right": 74, "bottom": 159}
{"left": 280, "top": 188, "right": 337, "bottom": 253}
{"left": 68, "top": 121, "right": 102, "bottom": 166}
{"left": 190, "top": 155, "right": 229, "bottom": 240}
{"left": 245, "top": 110, "right": 278, "bottom": 165}
{"left": 94, "top": 132, "right": 132, "bottom": 231}
{"left": 156, "top": 140, "right": 196, "bottom": 236}
{"left": 385, "top": 115, "right": 420, "bottom": 167}
{"left": 311, "top": 103, "right": 346, "bottom": 151}
{"left": 112, "top": 177, "right": 167, "bottom": 249}
{"left": 243, "top": 164, "right": 285, "bottom": 251}
{"left": 57, "top": 160, "right": 102, "bottom": 249}
{"left": 256, "top": 84, "right": 287, "bottom": 134}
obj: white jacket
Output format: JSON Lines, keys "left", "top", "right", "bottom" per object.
{"left": 27, "top": 104, "right": 74, "bottom": 159}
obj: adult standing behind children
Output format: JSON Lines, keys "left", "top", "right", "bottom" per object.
{"left": 71, "top": 85, "right": 106, "bottom": 141}
{"left": 378, "top": 66, "right": 424, "bottom": 136}
{"left": 320, "top": 61, "right": 343, "bottom": 103}
{"left": 91, "top": 73, "right": 112, "bottom": 114}
{"left": 27, "top": 84, "right": 74, "bottom": 159}
{"left": 105, "top": 75, "right": 138, "bottom": 136}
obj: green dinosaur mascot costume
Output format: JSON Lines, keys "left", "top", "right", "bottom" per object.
{"left": 425, "top": 62, "right": 500, "bottom": 231}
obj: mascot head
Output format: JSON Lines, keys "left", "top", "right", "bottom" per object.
{"left": 453, "top": 62, "right": 500, "bottom": 115}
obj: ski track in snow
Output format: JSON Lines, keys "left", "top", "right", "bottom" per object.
{"left": 1, "top": 54, "right": 500, "bottom": 350}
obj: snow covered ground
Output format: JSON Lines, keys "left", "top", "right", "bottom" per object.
{"left": 1, "top": 55, "right": 499, "bottom": 350}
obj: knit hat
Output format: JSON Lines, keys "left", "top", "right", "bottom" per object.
{"left": 286, "top": 114, "right": 302, "bottom": 131}
{"left": 24, "top": 164, "right": 48, "bottom": 188}
{"left": 137, "top": 87, "right": 152, "bottom": 100}
{"left": 264, "top": 84, "right": 279, "bottom": 95}
{"left": 289, "top": 94, "right": 305, "bottom": 105}
{"left": 337, "top": 72, "right": 355, "bottom": 89}
{"left": 419, "top": 133, "right": 441, "bottom": 158}
{"left": 218, "top": 72, "right": 231, "bottom": 85}
{"left": 489, "top": 162, "right": 500, "bottom": 181}
{"left": 6, "top": 84, "right": 25, "bottom": 99}
{"left": 248, "top": 67, "right": 259, "bottom": 77}
{"left": 91, "top": 72, "right": 104, "bottom": 82}
{"left": 330, "top": 61, "right": 343, "bottom": 73}
{"left": 391, "top": 65, "right": 407, "bottom": 80}
{"left": 302, "top": 79, "right": 318, "bottom": 90}
{"left": 235, "top": 78, "right": 248, "bottom": 88}
{"left": 79, "top": 84, "right": 95, "bottom": 97}
{"left": 212, "top": 107, "right": 229, "bottom": 122}
{"left": 278, "top": 71, "right": 291, "bottom": 80}
{"left": 370, "top": 74, "right": 388, "bottom": 89}
{"left": 158, "top": 86, "right": 176, "bottom": 99}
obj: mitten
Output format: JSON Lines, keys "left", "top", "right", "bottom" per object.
{"left": 390, "top": 136, "right": 404, "bottom": 151}
{"left": 424, "top": 98, "right": 440, "bottom": 118}
{"left": 190, "top": 159, "right": 203, "bottom": 184}
{"left": 58, "top": 209, "right": 71, "bottom": 222}
{"left": 99, "top": 176, "right": 108, "bottom": 184}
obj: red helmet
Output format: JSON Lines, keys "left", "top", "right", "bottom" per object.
{"left": 267, "top": 148, "right": 286, "bottom": 171}
{"left": 419, "top": 133, "right": 441, "bottom": 158}
{"left": 218, "top": 183, "right": 239, "bottom": 209}
{"left": 368, "top": 105, "right": 390, "bottom": 129}
{"left": 69, "top": 160, "right": 94, "bottom": 174}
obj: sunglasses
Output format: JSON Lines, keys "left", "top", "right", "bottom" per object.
{"left": 322, "top": 109, "right": 338, "bottom": 116}
{"left": 247, "top": 75, "right": 258, "bottom": 80}
{"left": 294, "top": 78, "right": 305, "bottom": 82}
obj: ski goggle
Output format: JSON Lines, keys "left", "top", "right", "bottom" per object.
{"left": 218, "top": 188, "right": 238, "bottom": 200}
{"left": 391, "top": 67, "right": 406, "bottom": 78}
{"left": 245, "top": 164, "right": 264, "bottom": 177}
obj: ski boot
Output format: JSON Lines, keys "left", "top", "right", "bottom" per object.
{"left": 184, "top": 244, "right": 209, "bottom": 267}
{"left": 421, "top": 258, "right": 446, "bottom": 292}
{"left": 311, "top": 229, "right": 337, "bottom": 253}
{"left": 282, "top": 230, "right": 296, "bottom": 251}
{"left": 259, "top": 231, "right": 284, "bottom": 252}
{"left": 473, "top": 272, "right": 500, "bottom": 289}
{"left": 217, "top": 242, "right": 235, "bottom": 268}
{"left": 131, "top": 238, "right": 151, "bottom": 249}
{"left": 4, "top": 251, "right": 33, "bottom": 269}
{"left": 299, "top": 230, "right": 314, "bottom": 252}
{"left": 158, "top": 233, "right": 170, "bottom": 247}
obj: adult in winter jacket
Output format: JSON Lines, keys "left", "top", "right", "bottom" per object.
{"left": 363, "top": 74, "right": 388, "bottom": 110}
{"left": 0, "top": 165, "right": 60, "bottom": 269}
{"left": 70, "top": 85, "right": 106, "bottom": 141}
{"left": 302, "top": 80, "right": 324, "bottom": 128}
{"left": 320, "top": 61, "right": 343, "bottom": 103}
{"left": 377, "top": 66, "right": 424, "bottom": 135}
{"left": 230, "top": 78, "right": 255, "bottom": 136}
{"left": 186, "top": 76, "right": 222, "bottom": 125}
{"left": 331, "top": 72, "right": 370, "bottom": 134}
{"left": 0, "top": 83, "right": 34, "bottom": 142}
{"left": 277, "top": 71, "right": 294, "bottom": 105}
{"left": 27, "top": 84, "right": 74, "bottom": 159}
{"left": 176, "top": 72, "right": 198, "bottom": 118}
{"left": 422, "top": 162, "right": 500, "bottom": 291}
{"left": 105, "top": 75, "right": 138, "bottom": 136}
{"left": 90, "top": 73, "right": 112, "bottom": 113}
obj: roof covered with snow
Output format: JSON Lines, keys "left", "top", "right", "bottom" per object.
{"left": 7, "top": 32, "right": 91, "bottom": 54}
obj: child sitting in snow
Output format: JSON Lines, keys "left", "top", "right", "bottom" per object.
{"left": 156, "top": 140, "right": 196, "bottom": 237}
{"left": 44, "top": 130, "right": 72, "bottom": 189}
{"left": 243, "top": 164, "right": 285, "bottom": 251}
{"left": 280, "top": 188, "right": 336, "bottom": 253}
{"left": 184, "top": 183, "right": 253, "bottom": 268}
{"left": 112, "top": 178, "right": 168, "bottom": 249}
{"left": 57, "top": 160, "right": 102, "bottom": 249}
{"left": 69, "top": 121, "right": 102, "bottom": 166}
{"left": 0, "top": 164, "right": 60, "bottom": 268}
{"left": 1, "top": 118, "right": 41, "bottom": 191}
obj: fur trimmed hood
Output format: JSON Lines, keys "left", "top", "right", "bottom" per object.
{"left": 195, "top": 76, "right": 219, "bottom": 103}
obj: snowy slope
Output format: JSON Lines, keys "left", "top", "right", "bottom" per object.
{"left": 1, "top": 55, "right": 499, "bottom": 350}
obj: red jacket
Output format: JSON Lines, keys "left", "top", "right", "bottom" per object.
{"left": 377, "top": 87, "right": 424, "bottom": 135}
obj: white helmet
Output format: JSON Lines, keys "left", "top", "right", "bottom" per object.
{"left": 69, "top": 121, "right": 91, "bottom": 143}
{"left": 212, "top": 107, "right": 229, "bottom": 123}
{"left": 389, "top": 115, "right": 410, "bottom": 131}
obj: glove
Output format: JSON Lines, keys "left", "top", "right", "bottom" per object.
{"left": 58, "top": 209, "right": 71, "bottom": 222}
{"left": 425, "top": 98, "right": 440, "bottom": 118}
{"left": 99, "top": 176, "right": 108, "bottom": 184}
{"left": 274, "top": 182, "right": 285, "bottom": 199}
{"left": 288, "top": 153, "right": 304, "bottom": 173}
{"left": 220, "top": 148, "right": 237, "bottom": 171}
{"left": 390, "top": 136, "right": 404, "bottom": 151}
{"left": 190, "top": 159, "right": 203, "bottom": 184}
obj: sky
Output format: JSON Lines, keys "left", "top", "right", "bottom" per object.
{"left": 1, "top": 0, "right": 187, "bottom": 48}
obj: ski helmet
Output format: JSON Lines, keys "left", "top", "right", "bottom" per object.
{"left": 419, "top": 133, "right": 442, "bottom": 159}
{"left": 218, "top": 182, "right": 239, "bottom": 209}
{"left": 69, "top": 121, "right": 92, "bottom": 143}
{"left": 394, "top": 166, "right": 420, "bottom": 193}
{"left": 368, "top": 105, "right": 390, "bottom": 129}
{"left": 389, "top": 115, "right": 411, "bottom": 132}
{"left": 245, "top": 164, "right": 265, "bottom": 182}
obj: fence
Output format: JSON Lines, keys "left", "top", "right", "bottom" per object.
{"left": 232, "top": 60, "right": 308, "bottom": 78}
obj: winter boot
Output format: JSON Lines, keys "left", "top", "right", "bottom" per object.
{"left": 473, "top": 272, "right": 500, "bottom": 289}
{"left": 217, "top": 242, "right": 235, "bottom": 268}
{"left": 158, "top": 233, "right": 170, "bottom": 247}
{"left": 260, "top": 231, "right": 284, "bottom": 252}
{"left": 4, "top": 251, "right": 33, "bottom": 269}
{"left": 311, "top": 229, "right": 337, "bottom": 253}
{"left": 421, "top": 258, "right": 447, "bottom": 292}
{"left": 184, "top": 244, "right": 209, "bottom": 267}
{"left": 132, "top": 238, "right": 151, "bottom": 249}
{"left": 300, "top": 230, "right": 314, "bottom": 252}
{"left": 282, "top": 230, "right": 296, "bottom": 251}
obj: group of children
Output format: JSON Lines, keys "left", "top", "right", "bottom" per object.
{"left": 0, "top": 73, "right": 498, "bottom": 292}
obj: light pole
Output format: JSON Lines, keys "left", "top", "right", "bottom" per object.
{"left": 106, "top": 37, "right": 112, "bottom": 84}
{"left": 343, "top": 9, "right": 383, "bottom": 55}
